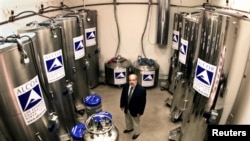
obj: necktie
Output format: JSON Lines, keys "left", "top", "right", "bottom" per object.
{"left": 128, "top": 87, "right": 134, "bottom": 103}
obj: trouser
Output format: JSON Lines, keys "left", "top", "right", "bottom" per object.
{"left": 125, "top": 110, "right": 140, "bottom": 135}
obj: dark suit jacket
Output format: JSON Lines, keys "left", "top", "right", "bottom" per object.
{"left": 120, "top": 83, "right": 146, "bottom": 117}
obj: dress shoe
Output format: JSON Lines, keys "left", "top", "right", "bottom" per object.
{"left": 132, "top": 134, "right": 140, "bottom": 140}
{"left": 123, "top": 129, "right": 134, "bottom": 133}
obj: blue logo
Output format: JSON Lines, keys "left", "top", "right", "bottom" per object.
{"left": 196, "top": 65, "right": 214, "bottom": 85}
{"left": 180, "top": 43, "right": 187, "bottom": 55}
{"left": 86, "top": 31, "right": 96, "bottom": 40}
{"left": 172, "top": 34, "right": 178, "bottom": 43}
{"left": 74, "top": 40, "right": 84, "bottom": 51}
{"left": 18, "top": 85, "right": 42, "bottom": 111}
{"left": 46, "top": 56, "right": 63, "bottom": 72}
{"left": 115, "top": 72, "right": 126, "bottom": 79}
{"left": 143, "top": 74, "right": 154, "bottom": 81}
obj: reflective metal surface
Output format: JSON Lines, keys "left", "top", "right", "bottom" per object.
{"left": 156, "top": 0, "right": 170, "bottom": 45}
{"left": 170, "top": 14, "right": 201, "bottom": 122}
{"left": 18, "top": 21, "right": 77, "bottom": 139}
{"left": 132, "top": 56, "right": 159, "bottom": 87}
{"left": 221, "top": 17, "right": 250, "bottom": 124}
{"left": 56, "top": 14, "right": 90, "bottom": 117}
{"left": 0, "top": 33, "right": 58, "bottom": 141}
{"left": 105, "top": 55, "right": 131, "bottom": 86}
{"left": 168, "top": 12, "right": 188, "bottom": 94}
{"left": 179, "top": 9, "right": 240, "bottom": 141}
{"left": 82, "top": 9, "right": 100, "bottom": 88}
{"left": 84, "top": 112, "right": 119, "bottom": 141}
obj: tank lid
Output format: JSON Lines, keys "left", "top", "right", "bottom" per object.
{"left": 71, "top": 123, "right": 86, "bottom": 139}
{"left": 84, "top": 94, "right": 101, "bottom": 106}
{"left": 95, "top": 111, "right": 112, "bottom": 121}
{"left": 108, "top": 55, "right": 127, "bottom": 64}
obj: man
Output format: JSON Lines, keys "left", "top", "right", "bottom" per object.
{"left": 120, "top": 73, "right": 147, "bottom": 140}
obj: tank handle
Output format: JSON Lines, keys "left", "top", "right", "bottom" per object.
{"left": 16, "top": 38, "right": 30, "bottom": 64}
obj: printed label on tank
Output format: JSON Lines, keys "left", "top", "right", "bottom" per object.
{"left": 85, "top": 27, "right": 96, "bottom": 47}
{"left": 13, "top": 76, "right": 47, "bottom": 125}
{"left": 179, "top": 38, "right": 188, "bottom": 64}
{"left": 44, "top": 49, "right": 65, "bottom": 83}
{"left": 73, "top": 35, "right": 85, "bottom": 60}
{"left": 141, "top": 71, "right": 155, "bottom": 87}
{"left": 114, "top": 68, "right": 126, "bottom": 85}
{"left": 193, "top": 58, "right": 217, "bottom": 97}
{"left": 172, "top": 30, "right": 179, "bottom": 50}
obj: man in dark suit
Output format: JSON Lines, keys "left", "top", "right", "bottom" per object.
{"left": 120, "top": 73, "right": 146, "bottom": 140}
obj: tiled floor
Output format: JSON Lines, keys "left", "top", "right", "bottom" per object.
{"left": 89, "top": 83, "right": 181, "bottom": 141}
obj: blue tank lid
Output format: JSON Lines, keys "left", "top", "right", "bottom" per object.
{"left": 84, "top": 94, "right": 101, "bottom": 106}
{"left": 93, "top": 111, "right": 112, "bottom": 122}
{"left": 97, "top": 111, "right": 112, "bottom": 119}
{"left": 71, "top": 123, "right": 86, "bottom": 139}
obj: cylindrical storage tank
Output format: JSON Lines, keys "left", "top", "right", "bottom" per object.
{"left": 132, "top": 56, "right": 159, "bottom": 87}
{"left": 169, "top": 13, "right": 201, "bottom": 122}
{"left": 156, "top": 0, "right": 170, "bottom": 45}
{"left": 168, "top": 12, "right": 188, "bottom": 94}
{"left": 0, "top": 33, "right": 58, "bottom": 141}
{"left": 81, "top": 9, "right": 100, "bottom": 88}
{"left": 225, "top": 19, "right": 250, "bottom": 125}
{"left": 84, "top": 111, "right": 119, "bottom": 141}
{"left": 55, "top": 14, "right": 90, "bottom": 116}
{"left": 179, "top": 9, "right": 241, "bottom": 141}
{"left": 105, "top": 55, "right": 132, "bottom": 86}
{"left": 71, "top": 123, "right": 86, "bottom": 141}
{"left": 84, "top": 93, "right": 102, "bottom": 117}
{"left": 17, "top": 21, "right": 77, "bottom": 139}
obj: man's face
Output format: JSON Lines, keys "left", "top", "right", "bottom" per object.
{"left": 129, "top": 74, "right": 137, "bottom": 86}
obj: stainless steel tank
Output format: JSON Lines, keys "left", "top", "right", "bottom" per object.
{"left": 81, "top": 9, "right": 100, "bottom": 89}
{"left": 18, "top": 21, "right": 77, "bottom": 140}
{"left": 83, "top": 111, "right": 119, "bottom": 141}
{"left": 168, "top": 12, "right": 188, "bottom": 94}
{"left": 169, "top": 13, "right": 201, "bottom": 122}
{"left": 55, "top": 14, "right": 90, "bottom": 118}
{"left": 156, "top": 0, "right": 170, "bottom": 45}
{"left": 132, "top": 56, "right": 159, "bottom": 87}
{"left": 105, "top": 55, "right": 132, "bottom": 86}
{"left": 0, "top": 33, "right": 58, "bottom": 141}
{"left": 169, "top": 9, "right": 241, "bottom": 141}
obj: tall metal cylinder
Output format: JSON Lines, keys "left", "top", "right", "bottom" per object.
{"left": 168, "top": 12, "right": 188, "bottom": 94}
{"left": 169, "top": 13, "right": 201, "bottom": 122}
{"left": 225, "top": 19, "right": 250, "bottom": 124}
{"left": 18, "top": 21, "right": 78, "bottom": 140}
{"left": 55, "top": 14, "right": 90, "bottom": 118}
{"left": 179, "top": 9, "right": 240, "bottom": 141}
{"left": 81, "top": 9, "right": 100, "bottom": 88}
{"left": 156, "top": 0, "right": 170, "bottom": 45}
{"left": 0, "top": 33, "right": 58, "bottom": 141}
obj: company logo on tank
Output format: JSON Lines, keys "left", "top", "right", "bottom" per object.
{"left": 115, "top": 72, "right": 125, "bottom": 79}
{"left": 73, "top": 35, "right": 85, "bottom": 60}
{"left": 179, "top": 38, "right": 188, "bottom": 65}
{"left": 172, "top": 30, "right": 179, "bottom": 50}
{"left": 142, "top": 71, "right": 155, "bottom": 87}
{"left": 85, "top": 27, "right": 96, "bottom": 47}
{"left": 193, "top": 58, "right": 216, "bottom": 97}
{"left": 46, "top": 56, "right": 63, "bottom": 72}
{"left": 44, "top": 50, "right": 65, "bottom": 83}
{"left": 114, "top": 69, "right": 126, "bottom": 85}
{"left": 13, "top": 76, "right": 47, "bottom": 125}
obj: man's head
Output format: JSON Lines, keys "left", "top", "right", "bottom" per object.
{"left": 129, "top": 73, "right": 138, "bottom": 87}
